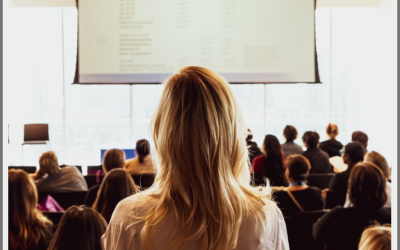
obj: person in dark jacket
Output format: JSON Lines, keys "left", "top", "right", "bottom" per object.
{"left": 302, "top": 131, "right": 332, "bottom": 173}
{"left": 246, "top": 129, "right": 262, "bottom": 164}
{"left": 319, "top": 123, "right": 343, "bottom": 157}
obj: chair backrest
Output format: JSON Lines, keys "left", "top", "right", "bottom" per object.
{"left": 60, "top": 165, "right": 82, "bottom": 173}
{"left": 8, "top": 166, "right": 37, "bottom": 173}
{"left": 84, "top": 174, "right": 105, "bottom": 189}
{"left": 284, "top": 210, "right": 330, "bottom": 250}
{"left": 87, "top": 165, "right": 103, "bottom": 174}
{"left": 131, "top": 174, "right": 155, "bottom": 190}
{"left": 307, "top": 173, "right": 335, "bottom": 190}
{"left": 324, "top": 190, "right": 346, "bottom": 209}
{"left": 42, "top": 212, "right": 64, "bottom": 228}
{"left": 38, "top": 191, "right": 88, "bottom": 210}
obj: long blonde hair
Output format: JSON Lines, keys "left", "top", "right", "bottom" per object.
{"left": 136, "top": 66, "right": 270, "bottom": 250}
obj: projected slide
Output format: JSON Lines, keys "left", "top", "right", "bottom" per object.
{"left": 78, "top": 0, "right": 316, "bottom": 83}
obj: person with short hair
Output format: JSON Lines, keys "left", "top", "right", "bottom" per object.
{"left": 313, "top": 162, "right": 391, "bottom": 250}
{"left": 319, "top": 123, "right": 343, "bottom": 157}
{"left": 92, "top": 169, "right": 137, "bottom": 222}
{"left": 125, "top": 139, "right": 157, "bottom": 175}
{"left": 273, "top": 155, "right": 323, "bottom": 216}
{"left": 358, "top": 224, "right": 391, "bottom": 250}
{"left": 352, "top": 131, "right": 369, "bottom": 151}
{"left": 102, "top": 66, "right": 289, "bottom": 250}
{"left": 48, "top": 205, "right": 107, "bottom": 250}
{"left": 302, "top": 131, "right": 332, "bottom": 173}
{"left": 281, "top": 125, "right": 303, "bottom": 157}
{"left": 246, "top": 129, "right": 262, "bottom": 164}
{"left": 9, "top": 169, "right": 54, "bottom": 250}
{"left": 34, "top": 151, "right": 88, "bottom": 193}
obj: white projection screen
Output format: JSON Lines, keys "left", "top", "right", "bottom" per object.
{"left": 75, "top": 0, "right": 320, "bottom": 84}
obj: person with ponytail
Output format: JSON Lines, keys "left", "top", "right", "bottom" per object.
{"left": 125, "top": 139, "right": 157, "bottom": 175}
{"left": 102, "top": 66, "right": 289, "bottom": 250}
{"left": 9, "top": 169, "right": 53, "bottom": 250}
{"left": 320, "top": 123, "right": 343, "bottom": 157}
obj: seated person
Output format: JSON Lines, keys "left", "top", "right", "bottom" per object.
{"left": 252, "top": 134, "right": 288, "bottom": 187}
{"left": 85, "top": 148, "right": 126, "bottom": 206}
{"left": 246, "top": 129, "right": 262, "bottom": 164}
{"left": 274, "top": 155, "right": 323, "bottom": 216}
{"left": 92, "top": 169, "right": 137, "bottom": 222}
{"left": 313, "top": 162, "right": 391, "bottom": 250}
{"left": 9, "top": 169, "right": 53, "bottom": 250}
{"left": 281, "top": 125, "right": 303, "bottom": 157}
{"left": 358, "top": 224, "right": 391, "bottom": 250}
{"left": 319, "top": 123, "right": 343, "bottom": 157}
{"left": 302, "top": 131, "right": 332, "bottom": 173}
{"left": 352, "top": 131, "right": 369, "bottom": 152}
{"left": 48, "top": 205, "right": 107, "bottom": 250}
{"left": 34, "top": 151, "right": 88, "bottom": 193}
{"left": 125, "top": 139, "right": 157, "bottom": 175}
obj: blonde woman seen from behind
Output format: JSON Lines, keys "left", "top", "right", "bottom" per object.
{"left": 102, "top": 66, "right": 289, "bottom": 250}
{"left": 358, "top": 224, "right": 391, "bottom": 250}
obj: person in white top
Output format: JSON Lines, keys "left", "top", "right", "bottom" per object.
{"left": 125, "top": 139, "right": 157, "bottom": 175}
{"left": 102, "top": 66, "right": 289, "bottom": 250}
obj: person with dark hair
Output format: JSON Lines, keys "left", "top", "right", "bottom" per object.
{"left": 301, "top": 131, "right": 332, "bottom": 173}
{"left": 251, "top": 134, "right": 288, "bottom": 186}
{"left": 319, "top": 123, "right": 343, "bottom": 157}
{"left": 48, "top": 205, "right": 107, "bottom": 250}
{"left": 246, "top": 129, "right": 262, "bottom": 164}
{"left": 125, "top": 139, "right": 157, "bottom": 175}
{"left": 9, "top": 169, "right": 53, "bottom": 250}
{"left": 34, "top": 151, "right": 88, "bottom": 193}
{"left": 313, "top": 163, "right": 390, "bottom": 250}
{"left": 92, "top": 169, "right": 137, "bottom": 222}
{"left": 352, "top": 131, "right": 369, "bottom": 150}
{"left": 329, "top": 142, "right": 365, "bottom": 194}
{"left": 273, "top": 155, "right": 323, "bottom": 216}
{"left": 281, "top": 125, "right": 303, "bottom": 157}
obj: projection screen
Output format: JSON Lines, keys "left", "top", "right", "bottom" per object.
{"left": 75, "top": 0, "right": 319, "bottom": 84}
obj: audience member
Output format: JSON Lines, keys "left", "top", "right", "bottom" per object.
{"left": 302, "top": 131, "right": 332, "bottom": 173}
{"left": 281, "top": 125, "right": 303, "bottom": 157}
{"left": 252, "top": 134, "right": 289, "bottom": 186}
{"left": 352, "top": 131, "right": 369, "bottom": 151}
{"left": 344, "top": 151, "right": 391, "bottom": 208}
{"left": 329, "top": 142, "right": 365, "bottom": 193}
{"left": 48, "top": 205, "right": 107, "bottom": 250}
{"left": 85, "top": 148, "right": 126, "bottom": 207}
{"left": 358, "top": 224, "right": 391, "bottom": 250}
{"left": 319, "top": 123, "right": 343, "bottom": 157}
{"left": 125, "top": 139, "right": 157, "bottom": 175}
{"left": 34, "top": 151, "right": 88, "bottom": 193}
{"left": 9, "top": 169, "right": 53, "bottom": 250}
{"left": 92, "top": 169, "right": 137, "bottom": 222}
{"left": 246, "top": 128, "right": 262, "bottom": 164}
{"left": 313, "top": 162, "right": 391, "bottom": 250}
{"left": 102, "top": 67, "right": 289, "bottom": 249}
{"left": 273, "top": 155, "right": 323, "bottom": 216}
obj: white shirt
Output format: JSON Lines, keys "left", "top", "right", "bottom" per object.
{"left": 102, "top": 191, "right": 289, "bottom": 250}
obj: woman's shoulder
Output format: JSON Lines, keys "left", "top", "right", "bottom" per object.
{"left": 111, "top": 191, "right": 155, "bottom": 220}
{"left": 253, "top": 155, "right": 266, "bottom": 163}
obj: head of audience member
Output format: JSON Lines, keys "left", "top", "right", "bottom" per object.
{"left": 352, "top": 131, "right": 369, "bottom": 150}
{"left": 302, "top": 131, "right": 320, "bottom": 149}
{"left": 326, "top": 123, "right": 339, "bottom": 140}
{"left": 358, "top": 224, "right": 391, "bottom": 250}
{"left": 348, "top": 162, "right": 387, "bottom": 210}
{"left": 38, "top": 151, "right": 61, "bottom": 178}
{"left": 92, "top": 169, "right": 137, "bottom": 222}
{"left": 343, "top": 142, "right": 365, "bottom": 168}
{"left": 9, "top": 169, "right": 53, "bottom": 250}
{"left": 48, "top": 205, "right": 107, "bottom": 250}
{"left": 246, "top": 129, "right": 253, "bottom": 144}
{"left": 285, "top": 154, "right": 311, "bottom": 184}
{"left": 262, "top": 134, "right": 282, "bottom": 157}
{"left": 365, "top": 151, "right": 390, "bottom": 181}
{"left": 149, "top": 66, "right": 267, "bottom": 250}
{"left": 102, "top": 148, "right": 126, "bottom": 173}
{"left": 283, "top": 125, "right": 298, "bottom": 142}
{"left": 136, "top": 139, "right": 151, "bottom": 164}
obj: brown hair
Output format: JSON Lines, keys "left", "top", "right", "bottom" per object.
{"left": 48, "top": 205, "right": 107, "bottom": 250}
{"left": 136, "top": 139, "right": 151, "bottom": 164}
{"left": 286, "top": 154, "right": 311, "bottom": 182}
{"left": 352, "top": 131, "right": 369, "bottom": 149}
{"left": 92, "top": 169, "right": 137, "bottom": 222}
{"left": 326, "top": 123, "right": 339, "bottom": 139}
{"left": 358, "top": 224, "right": 391, "bottom": 250}
{"left": 365, "top": 151, "right": 390, "bottom": 180}
{"left": 9, "top": 169, "right": 53, "bottom": 250}
{"left": 102, "top": 149, "right": 125, "bottom": 173}
{"left": 349, "top": 162, "right": 387, "bottom": 210}
{"left": 302, "top": 131, "right": 320, "bottom": 148}
{"left": 39, "top": 151, "right": 60, "bottom": 176}
{"left": 283, "top": 125, "right": 298, "bottom": 142}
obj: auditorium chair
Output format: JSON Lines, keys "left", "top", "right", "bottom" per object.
{"left": 307, "top": 173, "right": 335, "bottom": 190}
{"left": 8, "top": 166, "right": 37, "bottom": 173}
{"left": 87, "top": 165, "right": 103, "bottom": 174}
{"left": 131, "top": 174, "right": 155, "bottom": 190}
{"left": 42, "top": 212, "right": 64, "bottom": 229}
{"left": 284, "top": 210, "right": 329, "bottom": 250}
{"left": 38, "top": 191, "right": 88, "bottom": 210}
{"left": 84, "top": 174, "right": 105, "bottom": 189}
{"left": 324, "top": 190, "right": 346, "bottom": 209}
